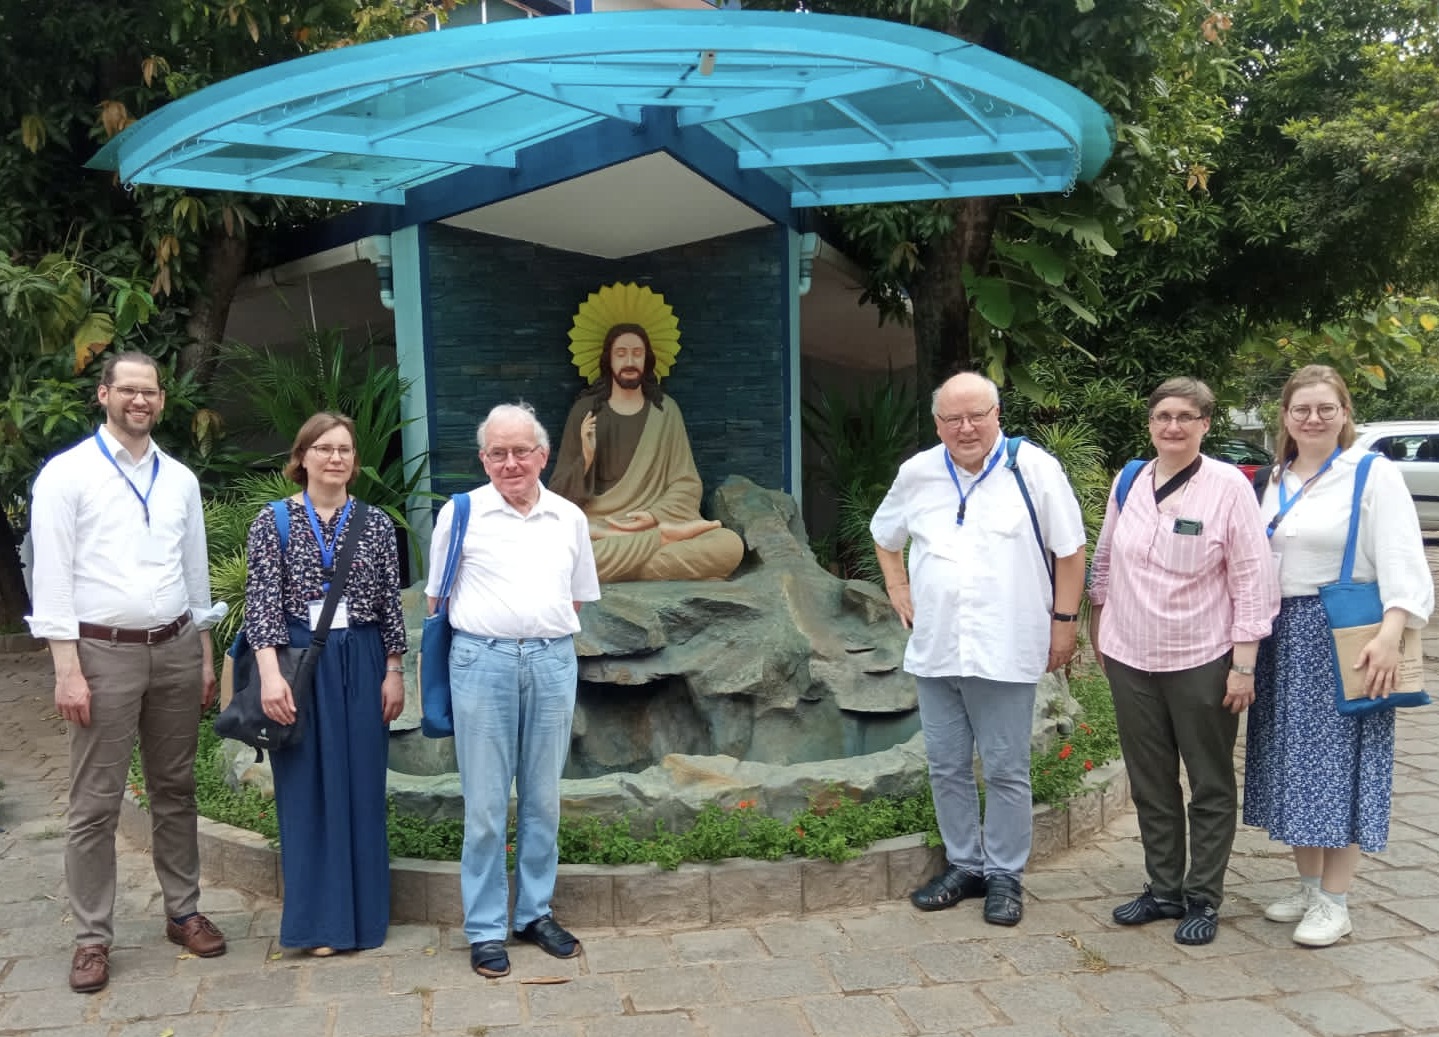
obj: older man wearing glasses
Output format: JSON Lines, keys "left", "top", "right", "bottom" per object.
{"left": 871, "top": 371, "right": 1087, "bottom": 927}
{"left": 426, "top": 402, "right": 600, "bottom": 979}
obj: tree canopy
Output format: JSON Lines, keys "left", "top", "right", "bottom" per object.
{"left": 0, "top": 0, "right": 466, "bottom": 627}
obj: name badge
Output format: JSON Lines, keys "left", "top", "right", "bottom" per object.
{"left": 1173, "top": 518, "right": 1204, "bottom": 536}
{"left": 309, "top": 598, "right": 348, "bottom": 630}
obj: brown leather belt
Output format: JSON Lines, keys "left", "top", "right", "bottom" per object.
{"left": 77, "top": 614, "right": 190, "bottom": 646}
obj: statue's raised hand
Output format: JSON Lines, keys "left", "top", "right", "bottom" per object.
{"left": 580, "top": 411, "right": 598, "bottom": 471}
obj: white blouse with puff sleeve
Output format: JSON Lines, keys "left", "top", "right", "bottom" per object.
{"left": 1261, "top": 445, "right": 1433, "bottom": 628}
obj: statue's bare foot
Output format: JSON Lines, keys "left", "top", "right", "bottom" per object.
{"left": 659, "top": 518, "right": 722, "bottom": 545}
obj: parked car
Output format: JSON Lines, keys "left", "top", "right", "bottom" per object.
{"left": 1354, "top": 421, "right": 1439, "bottom": 529}
{"left": 1209, "top": 438, "right": 1274, "bottom": 480}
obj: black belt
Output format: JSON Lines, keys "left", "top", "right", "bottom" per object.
{"left": 77, "top": 614, "right": 190, "bottom": 646}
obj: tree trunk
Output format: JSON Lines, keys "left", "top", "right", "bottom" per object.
{"left": 907, "top": 196, "right": 1002, "bottom": 415}
{"left": 180, "top": 230, "right": 250, "bottom": 386}
{"left": 0, "top": 518, "right": 31, "bottom": 630}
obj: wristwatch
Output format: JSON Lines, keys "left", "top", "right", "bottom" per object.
{"left": 1230, "top": 664, "right": 1256, "bottom": 675}
{"left": 1051, "top": 611, "right": 1079, "bottom": 622}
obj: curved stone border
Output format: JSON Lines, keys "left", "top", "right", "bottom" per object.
{"left": 119, "top": 761, "right": 1130, "bottom": 926}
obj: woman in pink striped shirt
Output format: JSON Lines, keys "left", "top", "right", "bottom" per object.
{"left": 1088, "top": 377, "right": 1278, "bottom": 945}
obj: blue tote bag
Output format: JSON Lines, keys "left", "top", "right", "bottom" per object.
{"left": 419, "top": 493, "right": 470, "bottom": 738}
{"left": 1317, "top": 452, "right": 1429, "bottom": 717}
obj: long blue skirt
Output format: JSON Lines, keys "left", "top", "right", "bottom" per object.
{"left": 269, "top": 619, "right": 391, "bottom": 949}
{"left": 1243, "top": 595, "right": 1395, "bottom": 852}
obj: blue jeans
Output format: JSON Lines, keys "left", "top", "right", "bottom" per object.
{"left": 450, "top": 632, "right": 577, "bottom": 944}
{"left": 915, "top": 675, "right": 1037, "bottom": 878}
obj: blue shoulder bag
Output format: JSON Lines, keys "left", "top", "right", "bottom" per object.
{"left": 420, "top": 493, "right": 470, "bottom": 738}
{"left": 1318, "top": 452, "right": 1430, "bottom": 716}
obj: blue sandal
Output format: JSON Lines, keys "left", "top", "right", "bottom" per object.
{"left": 470, "top": 940, "right": 510, "bottom": 978}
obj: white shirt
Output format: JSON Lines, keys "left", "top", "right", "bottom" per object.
{"left": 426, "top": 483, "right": 600, "bottom": 639}
{"left": 1261, "top": 445, "right": 1433, "bottom": 627}
{"left": 26, "top": 426, "right": 214, "bottom": 640}
{"left": 871, "top": 435, "right": 1087, "bottom": 682}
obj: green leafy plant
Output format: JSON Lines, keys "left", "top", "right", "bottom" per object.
{"left": 217, "top": 328, "right": 433, "bottom": 571}
{"left": 1026, "top": 419, "right": 1111, "bottom": 542}
{"left": 203, "top": 470, "right": 301, "bottom": 647}
{"left": 802, "top": 376, "right": 922, "bottom": 581}
{"left": 1029, "top": 673, "right": 1123, "bottom": 807}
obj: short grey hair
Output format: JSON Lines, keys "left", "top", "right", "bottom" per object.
{"left": 476, "top": 401, "right": 551, "bottom": 452}
{"left": 1148, "top": 376, "right": 1215, "bottom": 419}
{"left": 930, "top": 372, "right": 1001, "bottom": 415}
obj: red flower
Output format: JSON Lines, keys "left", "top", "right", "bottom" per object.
{"left": 735, "top": 799, "right": 756, "bottom": 810}
{"left": 1058, "top": 744, "right": 1073, "bottom": 760}
{"left": 794, "top": 826, "right": 806, "bottom": 838}
{"left": 1083, "top": 760, "right": 1094, "bottom": 771}
{"left": 1079, "top": 722, "right": 1094, "bottom": 735}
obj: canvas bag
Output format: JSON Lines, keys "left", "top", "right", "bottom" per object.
{"left": 1318, "top": 452, "right": 1429, "bottom": 716}
{"left": 419, "top": 493, "right": 470, "bottom": 738}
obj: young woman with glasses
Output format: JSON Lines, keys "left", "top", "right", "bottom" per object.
{"left": 1244, "top": 365, "right": 1433, "bottom": 946}
{"left": 241, "top": 411, "right": 408, "bottom": 956}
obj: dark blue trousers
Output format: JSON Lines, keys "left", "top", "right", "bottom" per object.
{"left": 270, "top": 619, "right": 391, "bottom": 950}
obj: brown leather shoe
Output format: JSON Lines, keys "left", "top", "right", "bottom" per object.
{"left": 70, "top": 944, "right": 109, "bottom": 993}
{"left": 165, "top": 914, "right": 227, "bottom": 957}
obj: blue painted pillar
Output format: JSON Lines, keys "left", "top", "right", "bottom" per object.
{"left": 391, "top": 223, "right": 434, "bottom": 572}
{"left": 785, "top": 227, "right": 802, "bottom": 506}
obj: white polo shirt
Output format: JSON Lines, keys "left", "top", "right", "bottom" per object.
{"left": 871, "top": 435, "right": 1086, "bottom": 683}
{"left": 427, "top": 483, "right": 600, "bottom": 639}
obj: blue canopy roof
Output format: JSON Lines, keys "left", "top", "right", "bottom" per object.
{"left": 90, "top": 10, "right": 1114, "bottom": 210}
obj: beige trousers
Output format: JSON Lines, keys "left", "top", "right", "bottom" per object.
{"left": 68, "top": 623, "right": 204, "bottom": 945}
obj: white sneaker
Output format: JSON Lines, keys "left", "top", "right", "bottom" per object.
{"left": 1264, "top": 884, "right": 1317, "bottom": 923}
{"left": 1292, "top": 896, "right": 1352, "bottom": 947}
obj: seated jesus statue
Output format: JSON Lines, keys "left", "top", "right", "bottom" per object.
{"left": 549, "top": 323, "right": 744, "bottom": 582}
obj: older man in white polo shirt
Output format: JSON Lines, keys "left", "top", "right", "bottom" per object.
{"left": 427, "top": 402, "right": 600, "bottom": 980}
{"left": 871, "top": 372, "right": 1086, "bottom": 927}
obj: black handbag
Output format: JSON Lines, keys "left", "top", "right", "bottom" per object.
{"left": 216, "top": 500, "right": 368, "bottom": 759}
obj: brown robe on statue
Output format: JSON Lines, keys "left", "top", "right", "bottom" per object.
{"left": 551, "top": 396, "right": 744, "bottom": 582}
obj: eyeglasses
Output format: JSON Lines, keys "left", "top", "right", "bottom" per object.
{"left": 937, "top": 405, "right": 997, "bottom": 429}
{"left": 483, "top": 446, "right": 539, "bottom": 464}
{"left": 107, "top": 386, "right": 161, "bottom": 402}
{"left": 308, "top": 444, "right": 355, "bottom": 459}
{"left": 1149, "top": 412, "right": 1205, "bottom": 427}
{"left": 1287, "top": 403, "right": 1342, "bottom": 421}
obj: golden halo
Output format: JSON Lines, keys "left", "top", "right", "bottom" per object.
{"left": 567, "top": 282, "right": 681, "bottom": 384}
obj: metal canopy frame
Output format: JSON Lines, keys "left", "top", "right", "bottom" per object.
{"left": 90, "top": 11, "right": 1114, "bottom": 211}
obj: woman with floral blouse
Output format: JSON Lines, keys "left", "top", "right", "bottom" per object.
{"left": 243, "top": 412, "right": 407, "bottom": 956}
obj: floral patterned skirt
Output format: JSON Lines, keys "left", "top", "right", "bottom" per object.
{"left": 1243, "top": 595, "right": 1394, "bottom": 852}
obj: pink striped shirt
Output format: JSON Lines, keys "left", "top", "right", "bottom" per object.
{"left": 1089, "top": 456, "right": 1278, "bottom": 672}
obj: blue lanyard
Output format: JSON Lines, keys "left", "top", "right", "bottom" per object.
{"left": 93, "top": 430, "right": 159, "bottom": 528}
{"left": 943, "top": 438, "right": 1006, "bottom": 525}
{"left": 1267, "top": 447, "right": 1342, "bottom": 539}
{"left": 302, "top": 492, "right": 355, "bottom": 591}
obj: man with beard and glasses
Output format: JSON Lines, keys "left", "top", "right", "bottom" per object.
{"left": 27, "top": 352, "right": 228, "bottom": 994}
{"left": 551, "top": 323, "right": 744, "bottom": 582}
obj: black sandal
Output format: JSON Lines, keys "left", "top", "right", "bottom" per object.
{"left": 983, "top": 874, "right": 1024, "bottom": 926}
{"left": 910, "top": 864, "right": 986, "bottom": 911}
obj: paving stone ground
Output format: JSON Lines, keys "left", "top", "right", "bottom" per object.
{"left": 4, "top": 616, "right": 1439, "bottom": 1036}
